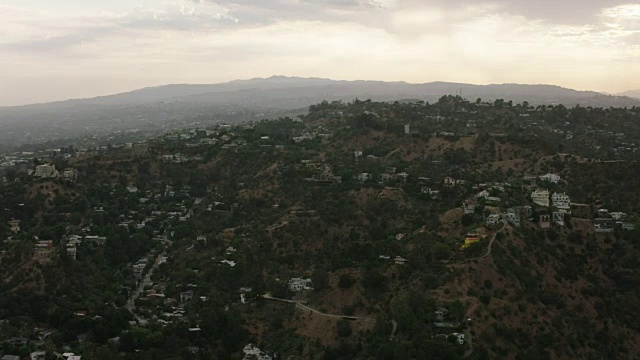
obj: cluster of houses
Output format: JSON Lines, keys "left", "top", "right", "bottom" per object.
{"left": 243, "top": 344, "right": 273, "bottom": 360}
{"left": 593, "top": 209, "right": 635, "bottom": 232}
{"left": 30, "top": 164, "right": 78, "bottom": 182}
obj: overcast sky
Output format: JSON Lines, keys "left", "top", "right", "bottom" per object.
{"left": 1, "top": 0, "right": 639, "bottom": 105}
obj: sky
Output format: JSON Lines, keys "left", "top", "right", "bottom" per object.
{"left": 0, "top": 0, "right": 639, "bottom": 106}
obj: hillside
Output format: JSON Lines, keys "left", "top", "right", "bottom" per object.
{"left": 0, "top": 97, "right": 639, "bottom": 359}
{"left": 0, "top": 76, "right": 638, "bottom": 151}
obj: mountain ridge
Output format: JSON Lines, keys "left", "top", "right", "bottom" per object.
{"left": 0, "top": 76, "right": 623, "bottom": 109}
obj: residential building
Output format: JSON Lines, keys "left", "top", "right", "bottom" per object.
{"left": 2, "top": 355, "right": 20, "bottom": 360}
{"left": 539, "top": 173, "right": 561, "bottom": 184}
{"left": 594, "top": 218, "right": 614, "bottom": 232}
{"left": 539, "top": 214, "right": 551, "bottom": 229}
{"left": 610, "top": 212, "right": 627, "bottom": 221}
{"left": 288, "top": 277, "right": 313, "bottom": 291}
{"left": 357, "top": 173, "right": 372, "bottom": 182}
{"left": 462, "top": 200, "right": 476, "bottom": 215}
{"left": 34, "top": 164, "right": 59, "bottom": 178}
{"left": 505, "top": 210, "right": 521, "bottom": 227}
{"left": 30, "top": 351, "right": 46, "bottom": 360}
{"left": 486, "top": 214, "right": 501, "bottom": 226}
{"left": 7, "top": 219, "right": 20, "bottom": 233}
{"left": 63, "top": 168, "right": 79, "bottom": 182}
{"left": 621, "top": 222, "right": 636, "bottom": 231}
{"left": 393, "top": 256, "right": 408, "bottom": 265}
{"left": 531, "top": 189, "right": 550, "bottom": 207}
{"left": 552, "top": 192, "right": 571, "bottom": 209}
{"left": 460, "top": 233, "right": 480, "bottom": 250}
{"left": 553, "top": 211, "right": 566, "bottom": 226}
{"left": 443, "top": 177, "right": 456, "bottom": 187}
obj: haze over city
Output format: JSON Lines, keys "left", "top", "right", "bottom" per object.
{"left": 1, "top": 0, "right": 639, "bottom": 106}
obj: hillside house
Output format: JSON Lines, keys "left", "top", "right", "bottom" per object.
{"left": 30, "top": 351, "right": 46, "bottom": 360}
{"left": 460, "top": 233, "right": 480, "bottom": 250}
{"left": 34, "top": 240, "right": 54, "bottom": 260}
{"left": 443, "top": 177, "right": 456, "bottom": 187}
{"left": 621, "top": 222, "right": 636, "bottom": 231}
{"left": 63, "top": 168, "right": 78, "bottom": 182}
{"left": 7, "top": 219, "right": 20, "bottom": 233}
{"left": 552, "top": 193, "right": 571, "bottom": 209}
{"left": 34, "top": 164, "right": 59, "bottom": 178}
{"left": 539, "top": 173, "right": 561, "bottom": 184}
{"left": 288, "top": 278, "right": 313, "bottom": 291}
{"left": 243, "top": 344, "right": 272, "bottom": 360}
{"left": 553, "top": 211, "right": 566, "bottom": 226}
{"left": 475, "top": 190, "right": 490, "bottom": 199}
{"left": 610, "top": 212, "right": 627, "bottom": 221}
{"left": 531, "top": 189, "right": 550, "bottom": 207}
{"left": 421, "top": 187, "right": 440, "bottom": 199}
{"left": 357, "top": 173, "right": 372, "bottom": 182}
{"left": 393, "top": 256, "right": 408, "bottom": 265}
{"left": 486, "top": 214, "right": 501, "bottom": 226}
{"left": 594, "top": 218, "right": 614, "bottom": 232}
{"left": 539, "top": 214, "right": 551, "bottom": 229}
{"left": 462, "top": 200, "right": 476, "bottom": 215}
{"left": 505, "top": 209, "right": 521, "bottom": 227}
{"left": 2, "top": 355, "right": 20, "bottom": 360}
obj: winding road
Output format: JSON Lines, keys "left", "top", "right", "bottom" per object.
{"left": 262, "top": 294, "right": 375, "bottom": 322}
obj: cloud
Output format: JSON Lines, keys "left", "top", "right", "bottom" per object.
{"left": 0, "top": 0, "right": 639, "bottom": 105}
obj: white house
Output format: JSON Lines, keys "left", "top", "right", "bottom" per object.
{"left": 463, "top": 200, "right": 476, "bottom": 214}
{"left": 610, "top": 212, "right": 627, "bottom": 220}
{"left": 531, "top": 189, "right": 550, "bottom": 207}
{"left": 288, "top": 277, "right": 313, "bottom": 291}
{"left": 505, "top": 210, "right": 521, "bottom": 227}
{"left": 393, "top": 256, "right": 408, "bottom": 265}
{"left": 34, "top": 164, "right": 59, "bottom": 178}
{"left": 539, "top": 173, "right": 561, "bottom": 184}
{"left": 552, "top": 192, "right": 570, "bottom": 209}
{"left": 357, "top": 173, "right": 372, "bottom": 182}
{"left": 486, "top": 214, "right": 501, "bottom": 226}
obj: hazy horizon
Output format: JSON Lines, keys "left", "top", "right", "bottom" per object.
{"left": 1, "top": 0, "right": 639, "bottom": 106}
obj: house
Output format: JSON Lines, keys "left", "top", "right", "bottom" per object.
{"left": 180, "top": 290, "right": 194, "bottom": 303}
{"left": 462, "top": 200, "right": 476, "bottom": 215}
{"left": 486, "top": 214, "right": 501, "bottom": 226}
{"left": 443, "top": 177, "right": 456, "bottom": 187}
{"left": 34, "top": 240, "right": 54, "bottom": 260}
{"left": 30, "top": 351, "right": 46, "bottom": 360}
{"left": 393, "top": 256, "right": 408, "bottom": 265}
{"left": 621, "top": 222, "right": 635, "bottom": 231}
{"left": 552, "top": 192, "right": 571, "bottom": 209}
{"left": 288, "top": 278, "right": 313, "bottom": 291}
{"left": 357, "top": 173, "right": 372, "bottom": 182}
{"left": 66, "top": 243, "right": 77, "bottom": 260}
{"left": 63, "top": 168, "right": 79, "bottom": 182}
{"left": 7, "top": 219, "right": 20, "bottom": 233}
{"left": 539, "top": 214, "right": 551, "bottom": 229}
{"left": 421, "top": 187, "right": 440, "bottom": 199}
{"left": 220, "top": 260, "right": 236, "bottom": 267}
{"left": 2, "top": 355, "right": 20, "bottom": 360}
{"left": 553, "top": 211, "right": 566, "bottom": 226}
{"left": 34, "top": 164, "right": 59, "bottom": 178}
{"left": 126, "top": 186, "right": 139, "bottom": 194}
{"left": 539, "top": 173, "right": 561, "bottom": 184}
{"left": 610, "top": 212, "right": 627, "bottom": 221}
{"left": 460, "top": 233, "right": 480, "bottom": 250}
{"left": 434, "top": 308, "right": 449, "bottom": 322}
{"left": 486, "top": 196, "right": 501, "bottom": 204}
{"left": 596, "top": 209, "right": 609, "bottom": 217}
{"left": 475, "top": 190, "right": 490, "bottom": 199}
{"left": 505, "top": 210, "right": 521, "bottom": 227}
{"left": 531, "top": 189, "right": 550, "bottom": 207}
{"left": 354, "top": 151, "right": 363, "bottom": 159}
{"left": 243, "top": 344, "right": 273, "bottom": 360}
{"left": 451, "top": 333, "right": 465, "bottom": 345}
{"left": 594, "top": 218, "right": 614, "bottom": 232}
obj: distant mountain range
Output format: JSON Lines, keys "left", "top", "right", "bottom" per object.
{"left": 0, "top": 76, "right": 638, "bottom": 149}
{"left": 618, "top": 90, "right": 640, "bottom": 99}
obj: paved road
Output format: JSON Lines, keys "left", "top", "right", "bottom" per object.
{"left": 126, "top": 251, "right": 166, "bottom": 316}
{"left": 262, "top": 294, "right": 375, "bottom": 322}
